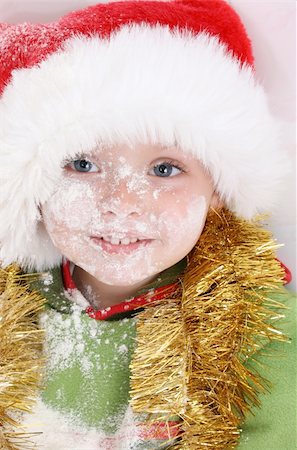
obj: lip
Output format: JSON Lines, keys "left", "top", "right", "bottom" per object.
{"left": 89, "top": 236, "right": 154, "bottom": 255}
{"left": 92, "top": 232, "right": 152, "bottom": 240}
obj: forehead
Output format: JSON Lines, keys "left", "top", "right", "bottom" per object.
{"left": 85, "top": 141, "right": 196, "bottom": 162}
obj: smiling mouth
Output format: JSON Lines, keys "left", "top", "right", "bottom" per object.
{"left": 89, "top": 236, "right": 154, "bottom": 254}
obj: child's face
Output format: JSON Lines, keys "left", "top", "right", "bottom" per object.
{"left": 41, "top": 142, "right": 219, "bottom": 286}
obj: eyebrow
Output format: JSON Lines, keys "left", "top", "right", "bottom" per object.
{"left": 77, "top": 142, "right": 183, "bottom": 161}
{"left": 160, "top": 142, "right": 180, "bottom": 150}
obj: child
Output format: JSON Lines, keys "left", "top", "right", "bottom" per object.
{"left": 0, "top": 1, "right": 295, "bottom": 449}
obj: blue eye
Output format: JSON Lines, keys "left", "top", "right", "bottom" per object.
{"left": 152, "top": 161, "right": 184, "bottom": 177}
{"left": 71, "top": 159, "right": 99, "bottom": 173}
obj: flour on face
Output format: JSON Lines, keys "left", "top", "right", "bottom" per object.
{"left": 41, "top": 143, "right": 214, "bottom": 286}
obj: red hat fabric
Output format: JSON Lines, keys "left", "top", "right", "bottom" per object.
{"left": 0, "top": 0, "right": 289, "bottom": 270}
{"left": 0, "top": 0, "right": 254, "bottom": 95}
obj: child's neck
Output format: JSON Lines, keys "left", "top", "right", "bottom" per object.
{"left": 72, "top": 265, "right": 159, "bottom": 310}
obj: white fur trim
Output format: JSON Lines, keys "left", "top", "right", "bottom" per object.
{"left": 0, "top": 24, "right": 290, "bottom": 270}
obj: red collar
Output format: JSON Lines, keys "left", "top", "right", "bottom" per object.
{"left": 277, "top": 258, "right": 292, "bottom": 285}
{"left": 62, "top": 259, "right": 179, "bottom": 320}
{"left": 62, "top": 258, "right": 291, "bottom": 320}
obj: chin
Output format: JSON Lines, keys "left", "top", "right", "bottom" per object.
{"left": 93, "top": 269, "right": 155, "bottom": 286}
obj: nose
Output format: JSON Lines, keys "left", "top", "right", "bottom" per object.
{"left": 100, "top": 179, "right": 143, "bottom": 219}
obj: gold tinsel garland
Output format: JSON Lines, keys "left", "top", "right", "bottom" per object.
{"left": 129, "top": 208, "right": 288, "bottom": 449}
{"left": 0, "top": 265, "right": 45, "bottom": 450}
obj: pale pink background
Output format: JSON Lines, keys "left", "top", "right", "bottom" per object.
{"left": 0, "top": 0, "right": 296, "bottom": 289}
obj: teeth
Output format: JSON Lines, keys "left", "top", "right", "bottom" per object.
{"left": 102, "top": 236, "right": 139, "bottom": 245}
{"left": 121, "top": 237, "right": 138, "bottom": 245}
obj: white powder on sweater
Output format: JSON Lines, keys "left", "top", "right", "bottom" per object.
{"left": 64, "top": 288, "right": 90, "bottom": 309}
{"left": 38, "top": 286, "right": 134, "bottom": 390}
{"left": 39, "top": 307, "right": 95, "bottom": 374}
{"left": 30, "top": 303, "right": 142, "bottom": 449}
{"left": 21, "top": 398, "right": 143, "bottom": 450}
{"left": 41, "top": 272, "right": 54, "bottom": 286}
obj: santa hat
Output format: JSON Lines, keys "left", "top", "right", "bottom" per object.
{"left": 0, "top": 0, "right": 289, "bottom": 271}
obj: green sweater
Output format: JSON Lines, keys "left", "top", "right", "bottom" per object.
{"left": 28, "top": 260, "right": 296, "bottom": 449}
{"left": 239, "top": 290, "right": 296, "bottom": 450}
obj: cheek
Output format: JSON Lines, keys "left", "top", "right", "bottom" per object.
{"left": 41, "top": 178, "right": 97, "bottom": 234}
{"left": 156, "top": 193, "right": 208, "bottom": 247}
